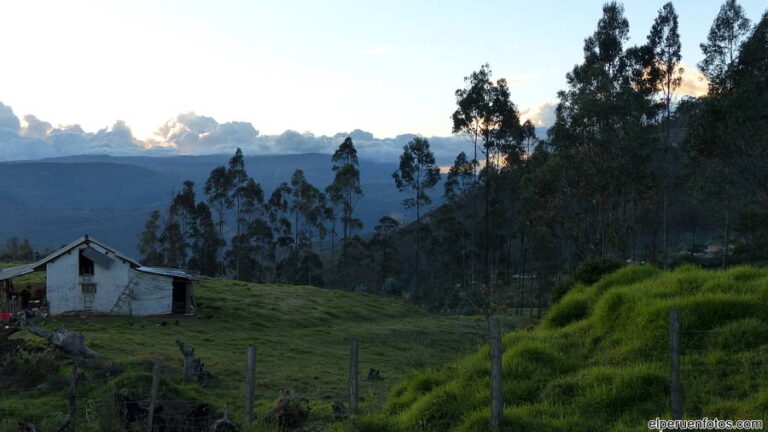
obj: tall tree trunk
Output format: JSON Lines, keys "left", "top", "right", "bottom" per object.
{"left": 662, "top": 96, "right": 672, "bottom": 271}
{"left": 662, "top": 187, "right": 669, "bottom": 270}
{"left": 218, "top": 205, "right": 225, "bottom": 276}
{"left": 722, "top": 208, "right": 730, "bottom": 269}
{"left": 518, "top": 227, "right": 526, "bottom": 315}
{"left": 484, "top": 148, "right": 492, "bottom": 304}
{"left": 472, "top": 132, "right": 479, "bottom": 290}
{"left": 691, "top": 220, "right": 696, "bottom": 255}
{"left": 415, "top": 192, "right": 420, "bottom": 290}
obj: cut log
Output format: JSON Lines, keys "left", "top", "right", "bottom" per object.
{"left": 28, "top": 328, "right": 98, "bottom": 361}
{"left": 176, "top": 340, "right": 214, "bottom": 386}
{"left": 264, "top": 390, "right": 310, "bottom": 430}
{"left": 210, "top": 404, "right": 239, "bottom": 431}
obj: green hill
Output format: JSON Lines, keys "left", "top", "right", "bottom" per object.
{"left": 362, "top": 265, "right": 768, "bottom": 431}
{"left": 1, "top": 277, "right": 517, "bottom": 431}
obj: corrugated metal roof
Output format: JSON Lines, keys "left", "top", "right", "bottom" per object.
{"left": 136, "top": 266, "right": 198, "bottom": 281}
{"left": 0, "top": 264, "right": 36, "bottom": 281}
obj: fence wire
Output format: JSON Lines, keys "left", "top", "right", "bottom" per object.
{"left": 1, "top": 312, "right": 766, "bottom": 432}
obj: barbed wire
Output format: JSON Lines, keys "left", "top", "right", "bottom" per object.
{"left": 1, "top": 319, "right": 766, "bottom": 430}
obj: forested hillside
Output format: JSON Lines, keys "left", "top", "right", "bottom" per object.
{"left": 0, "top": 154, "right": 412, "bottom": 256}
{"left": 133, "top": 2, "right": 768, "bottom": 313}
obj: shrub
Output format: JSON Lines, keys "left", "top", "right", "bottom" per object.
{"left": 386, "top": 369, "right": 446, "bottom": 414}
{"left": 710, "top": 318, "right": 768, "bottom": 352}
{"left": 573, "top": 259, "right": 623, "bottom": 285}
{"left": 550, "top": 279, "right": 575, "bottom": 305}
{"left": 542, "top": 291, "right": 593, "bottom": 329}
{"left": 397, "top": 381, "right": 469, "bottom": 430}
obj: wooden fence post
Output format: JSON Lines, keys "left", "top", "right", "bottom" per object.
{"left": 69, "top": 361, "right": 79, "bottom": 432}
{"left": 489, "top": 315, "right": 503, "bottom": 431}
{"left": 147, "top": 360, "right": 162, "bottom": 432}
{"left": 669, "top": 309, "right": 683, "bottom": 420}
{"left": 245, "top": 345, "right": 257, "bottom": 425}
{"left": 349, "top": 338, "right": 360, "bottom": 413}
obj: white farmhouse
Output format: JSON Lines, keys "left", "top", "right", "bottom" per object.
{"left": 0, "top": 235, "right": 196, "bottom": 316}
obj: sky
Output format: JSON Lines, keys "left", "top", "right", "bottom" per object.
{"left": 0, "top": 0, "right": 765, "bottom": 160}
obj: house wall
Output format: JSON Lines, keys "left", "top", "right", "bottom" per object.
{"left": 46, "top": 244, "right": 133, "bottom": 315}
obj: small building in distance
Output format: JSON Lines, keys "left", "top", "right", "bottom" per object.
{"left": 0, "top": 235, "right": 196, "bottom": 316}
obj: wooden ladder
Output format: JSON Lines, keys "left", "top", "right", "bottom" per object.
{"left": 110, "top": 279, "right": 136, "bottom": 315}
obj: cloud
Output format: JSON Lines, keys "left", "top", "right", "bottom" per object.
{"left": 0, "top": 102, "right": 147, "bottom": 160}
{"left": 0, "top": 101, "right": 476, "bottom": 164}
{"left": 21, "top": 115, "right": 52, "bottom": 137}
{"left": 520, "top": 101, "right": 557, "bottom": 127}
{"left": 0, "top": 102, "right": 20, "bottom": 131}
{"left": 678, "top": 65, "right": 708, "bottom": 97}
{"left": 154, "top": 112, "right": 260, "bottom": 154}
{"left": 361, "top": 43, "right": 395, "bottom": 55}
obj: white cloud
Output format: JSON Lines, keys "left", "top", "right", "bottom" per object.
{"left": 677, "top": 64, "right": 708, "bottom": 97}
{"left": 0, "top": 102, "right": 20, "bottom": 131}
{"left": 21, "top": 115, "right": 52, "bottom": 138}
{"left": 154, "top": 112, "right": 260, "bottom": 154}
{"left": 0, "top": 101, "right": 474, "bottom": 164}
{"left": 519, "top": 101, "right": 557, "bottom": 127}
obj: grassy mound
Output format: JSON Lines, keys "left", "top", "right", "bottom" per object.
{"left": 365, "top": 265, "right": 768, "bottom": 431}
{"left": 0, "top": 277, "right": 503, "bottom": 430}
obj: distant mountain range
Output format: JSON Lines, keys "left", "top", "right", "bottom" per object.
{"left": 0, "top": 153, "right": 423, "bottom": 257}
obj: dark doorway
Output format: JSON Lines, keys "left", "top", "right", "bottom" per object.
{"left": 172, "top": 280, "right": 187, "bottom": 314}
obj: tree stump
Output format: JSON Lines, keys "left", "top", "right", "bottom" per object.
{"left": 28, "top": 328, "right": 98, "bottom": 360}
{"left": 176, "top": 340, "right": 214, "bottom": 386}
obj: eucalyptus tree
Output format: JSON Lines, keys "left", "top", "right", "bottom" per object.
{"left": 160, "top": 220, "right": 186, "bottom": 269}
{"left": 443, "top": 151, "right": 475, "bottom": 290}
{"left": 267, "top": 182, "right": 293, "bottom": 281}
{"left": 444, "top": 152, "right": 474, "bottom": 202}
{"left": 392, "top": 137, "right": 440, "bottom": 282}
{"left": 691, "top": 0, "right": 751, "bottom": 268}
{"left": 189, "top": 202, "right": 220, "bottom": 276}
{"left": 549, "top": 1, "right": 655, "bottom": 262}
{"left": 329, "top": 137, "right": 363, "bottom": 289}
{"left": 228, "top": 148, "right": 249, "bottom": 235}
{"left": 699, "top": 0, "right": 752, "bottom": 87}
{"left": 204, "top": 165, "right": 233, "bottom": 274}
{"left": 170, "top": 180, "right": 198, "bottom": 243}
{"left": 453, "top": 64, "right": 523, "bottom": 296}
{"left": 370, "top": 216, "right": 401, "bottom": 293}
{"left": 329, "top": 137, "right": 363, "bottom": 242}
{"left": 647, "top": 2, "right": 683, "bottom": 269}
{"left": 690, "top": 6, "right": 763, "bottom": 268}
{"left": 138, "top": 210, "right": 164, "bottom": 266}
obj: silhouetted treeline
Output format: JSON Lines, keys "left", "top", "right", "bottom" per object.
{"left": 0, "top": 237, "right": 36, "bottom": 262}
{"left": 139, "top": 1, "right": 768, "bottom": 314}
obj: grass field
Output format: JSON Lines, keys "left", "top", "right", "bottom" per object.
{"left": 0, "top": 273, "right": 534, "bottom": 431}
{"left": 363, "top": 265, "right": 768, "bottom": 431}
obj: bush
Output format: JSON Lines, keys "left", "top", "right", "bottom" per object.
{"left": 398, "top": 381, "right": 468, "bottom": 430}
{"left": 542, "top": 291, "right": 593, "bottom": 329}
{"left": 382, "top": 277, "right": 403, "bottom": 297}
{"left": 550, "top": 260, "right": 624, "bottom": 306}
{"left": 386, "top": 369, "right": 446, "bottom": 414}
{"left": 550, "top": 279, "right": 575, "bottom": 305}
{"left": 710, "top": 318, "right": 768, "bottom": 352}
{"left": 573, "top": 259, "right": 623, "bottom": 285}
